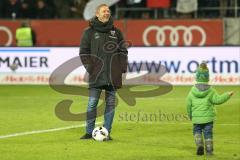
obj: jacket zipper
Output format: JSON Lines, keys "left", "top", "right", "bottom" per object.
{"left": 104, "top": 32, "right": 110, "bottom": 86}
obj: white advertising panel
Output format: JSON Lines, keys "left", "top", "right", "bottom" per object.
{"left": 0, "top": 47, "right": 239, "bottom": 85}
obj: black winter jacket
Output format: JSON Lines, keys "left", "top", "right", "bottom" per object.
{"left": 79, "top": 17, "right": 128, "bottom": 89}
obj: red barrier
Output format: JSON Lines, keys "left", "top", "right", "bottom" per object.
{"left": 0, "top": 19, "right": 223, "bottom": 46}
{"left": 0, "top": 21, "right": 20, "bottom": 46}
{"left": 31, "top": 20, "right": 88, "bottom": 46}
{"left": 147, "top": 0, "right": 171, "bottom": 8}
{"left": 126, "top": 20, "right": 223, "bottom": 46}
{"left": 31, "top": 20, "right": 124, "bottom": 46}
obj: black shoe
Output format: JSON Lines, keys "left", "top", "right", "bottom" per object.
{"left": 80, "top": 133, "right": 92, "bottom": 139}
{"left": 197, "top": 146, "right": 204, "bottom": 155}
{"left": 103, "top": 135, "right": 113, "bottom": 141}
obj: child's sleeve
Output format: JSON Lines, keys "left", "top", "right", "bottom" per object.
{"left": 210, "top": 89, "right": 231, "bottom": 105}
{"left": 186, "top": 93, "right": 192, "bottom": 120}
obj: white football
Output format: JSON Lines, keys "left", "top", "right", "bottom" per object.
{"left": 92, "top": 126, "right": 109, "bottom": 141}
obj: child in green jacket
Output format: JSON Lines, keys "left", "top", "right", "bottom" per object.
{"left": 186, "top": 62, "right": 233, "bottom": 156}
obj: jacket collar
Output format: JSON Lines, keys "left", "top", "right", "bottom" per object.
{"left": 89, "top": 16, "right": 114, "bottom": 33}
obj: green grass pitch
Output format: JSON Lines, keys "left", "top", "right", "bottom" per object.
{"left": 0, "top": 85, "right": 239, "bottom": 160}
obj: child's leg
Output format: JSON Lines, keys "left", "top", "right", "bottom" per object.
{"left": 203, "top": 122, "right": 214, "bottom": 155}
{"left": 193, "top": 124, "right": 204, "bottom": 155}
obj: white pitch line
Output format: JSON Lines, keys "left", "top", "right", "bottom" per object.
{"left": 0, "top": 122, "right": 239, "bottom": 140}
{"left": 118, "top": 121, "right": 240, "bottom": 126}
{"left": 0, "top": 122, "right": 102, "bottom": 140}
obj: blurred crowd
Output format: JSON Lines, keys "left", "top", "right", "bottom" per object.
{"left": 0, "top": 0, "right": 89, "bottom": 19}
{"left": 0, "top": 0, "right": 239, "bottom": 19}
{"left": 117, "top": 0, "right": 240, "bottom": 19}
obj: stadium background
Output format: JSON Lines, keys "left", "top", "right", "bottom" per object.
{"left": 0, "top": 0, "right": 240, "bottom": 160}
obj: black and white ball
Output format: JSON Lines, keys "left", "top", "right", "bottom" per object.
{"left": 92, "top": 126, "right": 109, "bottom": 141}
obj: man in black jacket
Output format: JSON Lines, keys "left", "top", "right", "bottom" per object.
{"left": 79, "top": 4, "right": 128, "bottom": 140}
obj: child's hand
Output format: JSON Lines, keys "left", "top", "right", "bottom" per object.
{"left": 228, "top": 91, "right": 234, "bottom": 96}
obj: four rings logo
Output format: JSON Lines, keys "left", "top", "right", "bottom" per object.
{"left": 143, "top": 25, "right": 206, "bottom": 46}
{"left": 0, "top": 26, "right": 13, "bottom": 46}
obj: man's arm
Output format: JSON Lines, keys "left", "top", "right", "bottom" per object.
{"left": 117, "top": 29, "right": 128, "bottom": 73}
{"left": 79, "top": 29, "right": 92, "bottom": 73}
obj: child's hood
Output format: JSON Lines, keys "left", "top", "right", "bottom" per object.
{"left": 191, "top": 85, "right": 212, "bottom": 98}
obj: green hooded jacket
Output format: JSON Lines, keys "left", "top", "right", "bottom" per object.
{"left": 186, "top": 85, "right": 231, "bottom": 124}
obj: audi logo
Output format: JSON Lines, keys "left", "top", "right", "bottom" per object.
{"left": 143, "top": 25, "right": 206, "bottom": 46}
{"left": 0, "top": 26, "right": 13, "bottom": 46}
